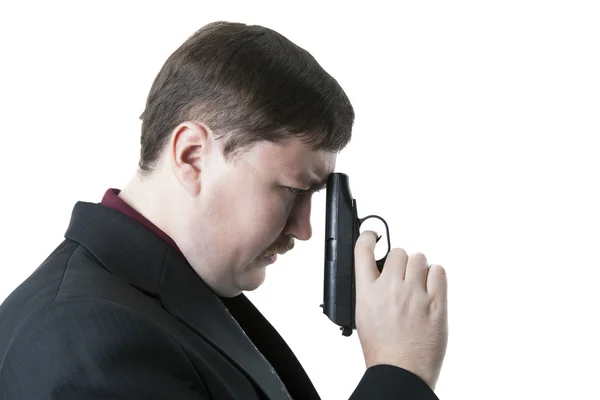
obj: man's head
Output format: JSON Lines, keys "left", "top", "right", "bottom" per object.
{"left": 123, "top": 21, "right": 354, "bottom": 297}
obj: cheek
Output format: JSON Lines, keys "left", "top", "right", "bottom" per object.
{"left": 253, "top": 197, "right": 290, "bottom": 229}
{"left": 249, "top": 194, "right": 293, "bottom": 241}
{"left": 221, "top": 184, "right": 286, "bottom": 228}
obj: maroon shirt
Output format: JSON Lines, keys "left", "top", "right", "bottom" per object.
{"left": 101, "top": 188, "right": 182, "bottom": 255}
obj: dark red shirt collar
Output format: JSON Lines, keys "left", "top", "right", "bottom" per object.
{"left": 101, "top": 188, "right": 183, "bottom": 255}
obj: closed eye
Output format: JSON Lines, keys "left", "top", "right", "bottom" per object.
{"left": 288, "top": 187, "right": 309, "bottom": 196}
{"left": 287, "top": 185, "right": 326, "bottom": 196}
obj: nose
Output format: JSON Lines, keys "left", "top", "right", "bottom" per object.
{"left": 282, "top": 195, "right": 312, "bottom": 241}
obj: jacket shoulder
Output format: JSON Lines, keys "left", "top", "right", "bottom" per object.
{"left": 0, "top": 239, "right": 163, "bottom": 361}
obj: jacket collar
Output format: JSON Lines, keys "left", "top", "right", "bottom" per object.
{"left": 64, "top": 201, "right": 293, "bottom": 400}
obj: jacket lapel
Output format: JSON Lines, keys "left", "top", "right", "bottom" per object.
{"left": 159, "top": 248, "right": 293, "bottom": 400}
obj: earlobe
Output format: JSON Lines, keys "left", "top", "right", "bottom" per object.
{"left": 170, "top": 121, "right": 211, "bottom": 197}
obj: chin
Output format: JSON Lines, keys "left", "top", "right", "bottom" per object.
{"left": 239, "top": 266, "right": 268, "bottom": 292}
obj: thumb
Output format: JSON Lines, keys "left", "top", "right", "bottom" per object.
{"left": 354, "top": 230, "right": 380, "bottom": 287}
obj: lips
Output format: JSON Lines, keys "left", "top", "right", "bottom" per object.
{"left": 261, "top": 238, "right": 295, "bottom": 260}
{"left": 263, "top": 254, "right": 277, "bottom": 264}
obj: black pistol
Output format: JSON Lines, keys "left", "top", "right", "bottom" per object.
{"left": 321, "top": 172, "right": 391, "bottom": 336}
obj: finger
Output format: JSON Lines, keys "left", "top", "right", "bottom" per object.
{"left": 354, "top": 230, "right": 380, "bottom": 285}
{"left": 426, "top": 264, "right": 448, "bottom": 299}
{"left": 404, "top": 252, "right": 429, "bottom": 290}
{"left": 379, "top": 248, "right": 408, "bottom": 280}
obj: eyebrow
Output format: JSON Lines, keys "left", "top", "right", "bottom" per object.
{"left": 287, "top": 171, "right": 329, "bottom": 191}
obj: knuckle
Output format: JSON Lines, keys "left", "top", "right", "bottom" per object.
{"left": 354, "top": 240, "right": 371, "bottom": 252}
{"left": 408, "top": 253, "right": 428, "bottom": 271}
{"left": 388, "top": 248, "right": 408, "bottom": 258}
{"left": 429, "top": 264, "right": 446, "bottom": 276}
{"left": 357, "top": 230, "right": 377, "bottom": 242}
{"left": 409, "top": 252, "right": 427, "bottom": 261}
{"left": 355, "top": 234, "right": 376, "bottom": 250}
{"left": 428, "top": 299, "right": 446, "bottom": 315}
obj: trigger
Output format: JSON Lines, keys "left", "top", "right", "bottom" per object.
{"left": 376, "top": 256, "right": 386, "bottom": 272}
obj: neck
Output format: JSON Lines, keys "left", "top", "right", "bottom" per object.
{"left": 117, "top": 169, "right": 239, "bottom": 298}
{"left": 118, "top": 170, "right": 175, "bottom": 238}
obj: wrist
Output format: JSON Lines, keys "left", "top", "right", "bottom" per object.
{"left": 367, "top": 361, "right": 435, "bottom": 391}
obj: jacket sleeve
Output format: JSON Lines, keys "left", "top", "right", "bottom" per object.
{"left": 349, "top": 364, "right": 440, "bottom": 400}
{"left": 1, "top": 298, "right": 210, "bottom": 400}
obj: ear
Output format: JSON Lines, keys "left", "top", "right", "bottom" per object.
{"left": 169, "top": 121, "right": 212, "bottom": 196}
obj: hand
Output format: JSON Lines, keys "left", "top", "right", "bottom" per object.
{"left": 354, "top": 230, "right": 448, "bottom": 390}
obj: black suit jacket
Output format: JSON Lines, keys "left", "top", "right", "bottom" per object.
{"left": 0, "top": 201, "right": 438, "bottom": 399}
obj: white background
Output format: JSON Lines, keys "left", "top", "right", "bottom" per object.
{"left": 1, "top": 1, "right": 599, "bottom": 399}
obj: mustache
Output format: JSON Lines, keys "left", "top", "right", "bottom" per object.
{"left": 264, "top": 238, "right": 295, "bottom": 256}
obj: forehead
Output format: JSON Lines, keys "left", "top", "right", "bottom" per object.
{"left": 251, "top": 138, "right": 336, "bottom": 182}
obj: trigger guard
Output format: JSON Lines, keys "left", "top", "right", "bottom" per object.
{"left": 358, "top": 215, "right": 391, "bottom": 265}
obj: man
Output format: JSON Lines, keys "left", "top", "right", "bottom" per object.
{"left": 0, "top": 21, "right": 448, "bottom": 399}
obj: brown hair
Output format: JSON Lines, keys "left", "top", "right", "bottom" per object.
{"left": 138, "top": 21, "right": 354, "bottom": 174}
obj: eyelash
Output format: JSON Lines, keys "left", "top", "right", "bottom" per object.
{"left": 288, "top": 187, "right": 309, "bottom": 196}
{"left": 287, "top": 186, "right": 325, "bottom": 196}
